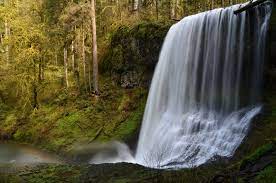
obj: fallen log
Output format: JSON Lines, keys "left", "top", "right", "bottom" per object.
{"left": 89, "top": 127, "right": 103, "bottom": 143}
{"left": 234, "top": 0, "right": 269, "bottom": 15}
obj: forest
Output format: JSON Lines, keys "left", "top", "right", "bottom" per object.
{"left": 0, "top": 0, "right": 275, "bottom": 182}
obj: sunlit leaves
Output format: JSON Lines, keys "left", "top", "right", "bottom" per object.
{"left": 0, "top": 0, "right": 48, "bottom": 109}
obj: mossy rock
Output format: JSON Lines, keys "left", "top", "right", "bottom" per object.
{"left": 100, "top": 21, "right": 172, "bottom": 88}
{"left": 240, "top": 140, "right": 276, "bottom": 171}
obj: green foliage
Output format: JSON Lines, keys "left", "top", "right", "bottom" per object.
{"left": 0, "top": 74, "right": 147, "bottom": 152}
{"left": 13, "top": 130, "right": 32, "bottom": 142}
{"left": 255, "top": 166, "right": 276, "bottom": 183}
{"left": 240, "top": 142, "right": 275, "bottom": 170}
{"left": 0, "top": 0, "right": 51, "bottom": 109}
{"left": 1, "top": 113, "right": 17, "bottom": 135}
{"left": 0, "top": 101, "right": 8, "bottom": 120}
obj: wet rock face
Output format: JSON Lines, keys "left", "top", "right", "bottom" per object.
{"left": 101, "top": 12, "right": 276, "bottom": 90}
{"left": 120, "top": 71, "right": 140, "bottom": 89}
{"left": 100, "top": 22, "right": 171, "bottom": 88}
{"left": 267, "top": 5, "right": 276, "bottom": 90}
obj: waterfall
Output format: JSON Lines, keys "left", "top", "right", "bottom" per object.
{"left": 135, "top": 2, "right": 272, "bottom": 168}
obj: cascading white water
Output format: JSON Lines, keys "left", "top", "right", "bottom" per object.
{"left": 135, "top": 2, "right": 272, "bottom": 168}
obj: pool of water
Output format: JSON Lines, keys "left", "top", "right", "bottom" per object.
{"left": 0, "top": 143, "right": 62, "bottom": 165}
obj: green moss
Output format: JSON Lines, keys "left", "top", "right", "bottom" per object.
{"left": 1, "top": 162, "right": 222, "bottom": 183}
{"left": 0, "top": 175, "right": 22, "bottom": 183}
{"left": 0, "top": 101, "right": 9, "bottom": 120}
{"left": 2, "top": 113, "right": 17, "bottom": 131}
{"left": 114, "top": 96, "right": 146, "bottom": 140}
{"left": 56, "top": 112, "right": 81, "bottom": 131}
{"left": 96, "top": 88, "right": 147, "bottom": 142}
{"left": 240, "top": 142, "right": 275, "bottom": 170}
{"left": 118, "top": 94, "right": 131, "bottom": 111}
{"left": 100, "top": 21, "right": 171, "bottom": 86}
{"left": 113, "top": 179, "right": 130, "bottom": 183}
{"left": 131, "top": 21, "right": 171, "bottom": 40}
{"left": 255, "top": 166, "right": 276, "bottom": 183}
{"left": 13, "top": 130, "right": 32, "bottom": 142}
{"left": 0, "top": 76, "right": 148, "bottom": 153}
{"left": 17, "top": 165, "right": 83, "bottom": 183}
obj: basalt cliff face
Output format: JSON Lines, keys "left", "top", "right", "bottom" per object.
{"left": 100, "top": 22, "right": 171, "bottom": 88}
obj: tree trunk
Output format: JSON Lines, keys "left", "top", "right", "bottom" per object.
{"left": 132, "top": 0, "right": 139, "bottom": 11}
{"left": 42, "top": 56, "right": 45, "bottom": 80}
{"left": 38, "top": 57, "right": 45, "bottom": 82}
{"left": 33, "top": 84, "right": 38, "bottom": 109}
{"left": 33, "top": 61, "right": 38, "bottom": 109}
{"left": 234, "top": 0, "right": 267, "bottom": 15}
{"left": 91, "top": 0, "right": 99, "bottom": 94}
{"left": 175, "top": 0, "right": 179, "bottom": 19}
{"left": 211, "top": 0, "right": 214, "bottom": 9}
{"left": 203, "top": 0, "right": 207, "bottom": 11}
{"left": 82, "top": 26, "right": 87, "bottom": 92}
{"left": 4, "top": 20, "right": 10, "bottom": 65}
{"left": 55, "top": 53, "right": 58, "bottom": 65}
{"left": 170, "top": 0, "right": 176, "bottom": 19}
{"left": 64, "top": 47, "right": 69, "bottom": 88}
{"left": 38, "top": 62, "right": 42, "bottom": 82}
{"left": 116, "top": 0, "right": 122, "bottom": 22}
{"left": 71, "top": 40, "right": 75, "bottom": 72}
{"left": 88, "top": 53, "right": 92, "bottom": 92}
{"left": 0, "top": 33, "right": 2, "bottom": 44}
{"left": 155, "top": 0, "right": 159, "bottom": 20}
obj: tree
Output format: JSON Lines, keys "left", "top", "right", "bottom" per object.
{"left": 64, "top": 47, "right": 69, "bottom": 88}
{"left": 0, "top": 0, "right": 249, "bottom": 111}
{"left": 90, "top": 0, "right": 99, "bottom": 94}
